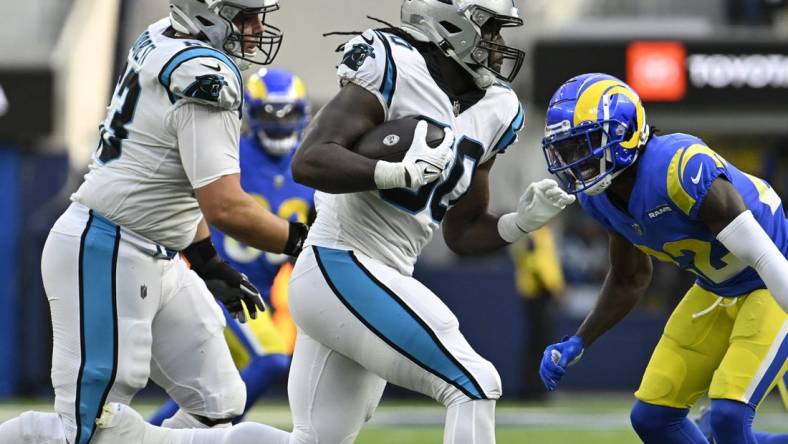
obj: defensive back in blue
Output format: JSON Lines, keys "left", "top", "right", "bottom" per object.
{"left": 579, "top": 133, "right": 786, "bottom": 297}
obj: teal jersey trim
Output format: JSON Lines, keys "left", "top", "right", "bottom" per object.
{"left": 158, "top": 46, "right": 242, "bottom": 105}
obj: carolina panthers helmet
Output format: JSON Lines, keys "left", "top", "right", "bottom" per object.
{"left": 169, "top": 0, "right": 283, "bottom": 69}
{"left": 244, "top": 68, "right": 311, "bottom": 157}
{"left": 542, "top": 73, "right": 649, "bottom": 196}
{"left": 400, "top": 0, "right": 525, "bottom": 89}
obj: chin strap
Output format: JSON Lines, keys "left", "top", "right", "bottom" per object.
{"left": 439, "top": 42, "right": 495, "bottom": 89}
{"left": 583, "top": 148, "right": 640, "bottom": 196}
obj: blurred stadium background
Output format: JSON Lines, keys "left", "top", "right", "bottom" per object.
{"left": 1, "top": 0, "right": 787, "bottom": 442}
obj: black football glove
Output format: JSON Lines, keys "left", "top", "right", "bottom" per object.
{"left": 183, "top": 238, "right": 266, "bottom": 323}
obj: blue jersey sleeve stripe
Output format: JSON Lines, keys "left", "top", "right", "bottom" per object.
{"left": 158, "top": 46, "right": 242, "bottom": 104}
{"left": 374, "top": 31, "right": 397, "bottom": 109}
{"left": 493, "top": 104, "right": 525, "bottom": 154}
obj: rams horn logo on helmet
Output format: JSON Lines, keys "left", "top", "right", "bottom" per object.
{"left": 341, "top": 43, "right": 375, "bottom": 72}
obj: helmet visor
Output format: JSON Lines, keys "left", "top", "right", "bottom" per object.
{"left": 543, "top": 128, "right": 606, "bottom": 193}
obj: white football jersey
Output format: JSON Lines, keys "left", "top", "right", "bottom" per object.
{"left": 72, "top": 18, "right": 244, "bottom": 251}
{"left": 307, "top": 30, "right": 525, "bottom": 275}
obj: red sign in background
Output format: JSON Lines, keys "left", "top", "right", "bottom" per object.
{"left": 626, "top": 41, "right": 687, "bottom": 102}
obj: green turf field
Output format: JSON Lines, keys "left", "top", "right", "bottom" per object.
{"left": 2, "top": 394, "right": 786, "bottom": 443}
{"left": 356, "top": 427, "right": 639, "bottom": 443}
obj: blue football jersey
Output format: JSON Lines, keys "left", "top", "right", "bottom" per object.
{"left": 211, "top": 135, "right": 314, "bottom": 300}
{"left": 579, "top": 133, "right": 787, "bottom": 297}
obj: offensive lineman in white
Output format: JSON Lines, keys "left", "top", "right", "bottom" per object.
{"left": 92, "top": 1, "right": 574, "bottom": 443}
{"left": 0, "top": 1, "right": 311, "bottom": 443}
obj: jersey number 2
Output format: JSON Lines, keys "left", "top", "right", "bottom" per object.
{"left": 99, "top": 66, "right": 141, "bottom": 163}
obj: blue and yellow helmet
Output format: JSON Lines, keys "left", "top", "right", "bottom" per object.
{"left": 541, "top": 73, "right": 649, "bottom": 195}
{"left": 244, "top": 67, "right": 311, "bottom": 157}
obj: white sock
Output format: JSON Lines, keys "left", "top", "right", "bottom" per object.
{"left": 0, "top": 416, "right": 23, "bottom": 443}
{"left": 444, "top": 400, "right": 496, "bottom": 444}
{"left": 0, "top": 411, "right": 66, "bottom": 444}
{"left": 218, "top": 423, "right": 290, "bottom": 444}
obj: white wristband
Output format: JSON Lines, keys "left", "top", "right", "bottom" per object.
{"left": 374, "top": 160, "right": 407, "bottom": 189}
{"left": 497, "top": 212, "right": 526, "bottom": 243}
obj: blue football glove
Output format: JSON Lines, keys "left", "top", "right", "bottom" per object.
{"left": 539, "top": 335, "right": 585, "bottom": 391}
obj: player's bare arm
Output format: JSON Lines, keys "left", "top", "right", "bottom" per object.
{"left": 443, "top": 161, "right": 575, "bottom": 254}
{"left": 575, "top": 232, "right": 653, "bottom": 347}
{"left": 697, "top": 177, "right": 747, "bottom": 234}
{"left": 293, "top": 83, "right": 454, "bottom": 193}
{"left": 540, "top": 232, "right": 652, "bottom": 391}
{"left": 699, "top": 177, "right": 788, "bottom": 312}
{"left": 195, "top": 173, "right": 289, "bottom": 253}
{"left": 442, "top": 159, "right": 508, "bottom": 255}
{"left": 179, "top": 100, "right": 306, "bottom": 323}
{"left": 291, "top": 83, "right": 384, "bottom": 193}
{"left": 172, "top": 100, "right": 307, "bottom": 257}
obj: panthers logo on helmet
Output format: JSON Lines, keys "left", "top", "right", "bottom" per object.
{"left": 183, "top": 74, "right": 229, "bottom": 102}
{"left": 341, "top": 43, "right": 375, "bottom": 72}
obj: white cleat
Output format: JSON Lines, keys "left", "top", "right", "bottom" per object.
{"left": 96, "top": 402, "right": 148, "bottom": 442}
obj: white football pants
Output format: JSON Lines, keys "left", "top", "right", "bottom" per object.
{"left": 41, "top": 203, "right": 244, "bottom": 443}
{"left": 66, "top": 245, "right": 502, "bottom": 444}
{"left": 286, "top": 246, "right": 501, "bottom": 443}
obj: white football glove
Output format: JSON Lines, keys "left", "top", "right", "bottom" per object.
{"left": 374, "top": 121, "right": 455, "bottom": 189}
{"left": 498, "top": 178, "right": 576, "bottom": 243}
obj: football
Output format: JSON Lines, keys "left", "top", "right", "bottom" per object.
{"left": 353, "top": 117, "right": 447, "bottom": 162}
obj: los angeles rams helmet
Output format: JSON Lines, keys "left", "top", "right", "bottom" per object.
{"left": 169, "top": 0, "right": 283, "bottom": 69}
{"left": 244, "top": 68, "right": 311, "bottom": 157}
{"left": 542, "top": 73, "right": 650, "bottom": 196}
{"left": 400, "top": 0, "right": 525, "bottom": 88}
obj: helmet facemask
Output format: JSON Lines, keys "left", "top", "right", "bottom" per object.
{"left": 465, "top": 6, "right": 525, "bottom": 86}
{"left": 169, "top": 0, "right": 282, "bottom": 70}
{"left": 219, "top": 3, "right": 283, "bottom": 68}
{"left": 543, "top": 120, "right": 638, "bottom": 195}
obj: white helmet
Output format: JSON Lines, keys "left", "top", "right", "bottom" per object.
{"left": 401, "top": 0, "right": 525, "bottom": 88}
{"left": 169, "top": 0, "right": 283, "bottom": 69}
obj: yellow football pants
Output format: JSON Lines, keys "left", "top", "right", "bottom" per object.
{"left": 635, "top": 285, "right": 787, "bottom": 409}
